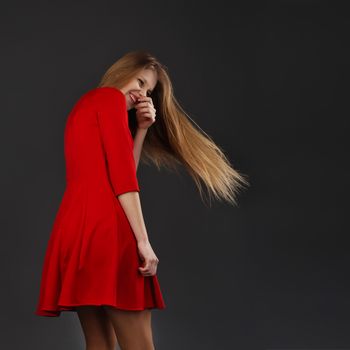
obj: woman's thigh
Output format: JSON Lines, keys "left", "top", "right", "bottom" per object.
{"left": 76, "top": 305, "right": 118, "bottom": 350}
{"left": 102, "top": 306, "right": 154, "bottom": 350}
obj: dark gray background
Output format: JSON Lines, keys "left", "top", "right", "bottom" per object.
{"left": 1, "top": 0, "right": 349, "bottom": 349}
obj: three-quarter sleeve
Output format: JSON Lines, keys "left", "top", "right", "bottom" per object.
{"left": 95, "top": 87, "right": 140, "bottom": 197}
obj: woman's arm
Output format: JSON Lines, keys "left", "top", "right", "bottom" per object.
{"left": 95, "top": 88, "right": 158, "bottom": 276}
{"left": 120, "top": 128, "right": 160, "bottom": 276}
{"left": 119, "top": 127, "right": 149, "bottom": 243}
{"left": 125, "top": 127, "right": 148, "bottom": 242}
{"left": 133, "top": 127, "right": 148, "bottom": 170}
{"left": 118, "top": 191, "right": 159, "bottom": 276}
{"left": 117, "top": 191, "right": 149, "bottom": 244}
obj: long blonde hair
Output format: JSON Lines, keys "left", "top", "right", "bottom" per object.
{"left": 98, "top": 50, "right": 249, "bottom": 206}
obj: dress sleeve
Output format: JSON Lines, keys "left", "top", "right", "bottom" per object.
{"left": 95, "top": 87, "right": 140, "bottom": 197}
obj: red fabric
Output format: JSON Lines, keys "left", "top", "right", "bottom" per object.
{"left": 35, "top": 87, "right": 166, "bottom": 317}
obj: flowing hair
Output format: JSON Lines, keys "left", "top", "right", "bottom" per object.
{"left": 97, "top": 50, "right": 249, "bottom": 206}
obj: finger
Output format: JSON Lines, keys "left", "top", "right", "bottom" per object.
{"left": 135, "top": 105, "right": 156, "bottom": 112}
{"left": 149, "top": 261, "right": 156, "bottom": 272}
{"left": 138, "top": 96, "right": 153, "bottom": 102}
{"left": 137, "top": 114, "right": 155, "bottom": 120}
{"left": 136, "top": 114, "right": 154, "bottom": 121}
{"left": 136, "top": 108, "right": 156, "bottom": 115}
{"left": 136, "top": 107, "right": 154, "bottom": 113}
{"left": 137, "top": 97, "right": 153, "bottom": 106}
{"left": 141, "top": 270, "right": 151, "bottom": 276}
{"left": 135, "top": 101, "right": 151, "bottom": 107}
{"left": 141, "top": 115, "right": 156, "bottom": 121}
{"left": 142, "top": 259, "right": 151, "bottom": 269}
{"left": 139, "top": 270, "right": 151, "bottom": 277}
{"left": 139, "top": 265, "right": 148, "bottom": 270}
{"left": 140, "top": 112, "right": 155, "bottom": 117}
{"left": 145, "top": 259, "right": 157, "bottom": 272}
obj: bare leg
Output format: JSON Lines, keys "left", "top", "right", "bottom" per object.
{"left": 103, "top": 306, "right": 155, "bottom": 350}
{"left": 76, "top": 306, "right": 118, "bottom": 350}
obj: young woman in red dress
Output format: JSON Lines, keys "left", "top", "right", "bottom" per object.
{"left": 35, "top": 50, "right": 249, "bottom": 349}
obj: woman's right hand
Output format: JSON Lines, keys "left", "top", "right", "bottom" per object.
{"left": 137, "top": 240, "right": 159, "bottom": 276}
{"left": 134, "top": 96, "right": 156, "bottom": 130}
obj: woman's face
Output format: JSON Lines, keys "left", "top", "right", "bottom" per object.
{"left": 120, "top": 68, "right": 158, "bottom": 111}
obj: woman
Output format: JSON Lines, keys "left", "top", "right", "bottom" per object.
{"left": 35, "top": 50, "right": 249, "bottom": 349}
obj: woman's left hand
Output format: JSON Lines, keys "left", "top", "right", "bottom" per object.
{"left": 135, "top": 96, "right": 157, "bottom": 130}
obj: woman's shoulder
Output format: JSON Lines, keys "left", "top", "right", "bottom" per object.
{"left": 70, "top": 86, "right": 126, "bottom": 114}
{"left": 72, "top": 86, "right": 125, "bottom": 112}
{"left": 84, "top": 86, "right": 125, "bottom": 103}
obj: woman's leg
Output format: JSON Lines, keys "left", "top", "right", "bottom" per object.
{"left": 102, "top": 306, "right": 155, "bottom": 350}
{"left": 76, "top": 305, "right": 118, "bottom": 350}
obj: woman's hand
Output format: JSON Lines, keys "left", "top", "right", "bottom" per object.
{"left": 135, "top": 96, "right": 157, "bottom": 130}
{"left": 137, "top": 240, "right": 159, "bottom": 276}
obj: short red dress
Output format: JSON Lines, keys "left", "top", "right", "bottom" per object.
{"left": 35, "top": 86, "right": 166, "bottom": 317}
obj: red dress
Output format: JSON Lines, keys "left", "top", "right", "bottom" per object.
{"left": 35, "top": 86, "right": 166, "bottom": 317}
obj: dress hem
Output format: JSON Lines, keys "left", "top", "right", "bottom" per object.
{"left": 35, "top": 302, "right": 166, "bottom": 317}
